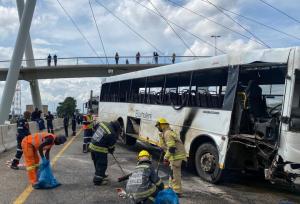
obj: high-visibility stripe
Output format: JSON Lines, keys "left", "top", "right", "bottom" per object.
{"left": 100, "top": 122, "right": 111, "bottom": 134}
{"left": 135, "top": 164, "right": 149, "bottom": 169}
{"left": 166, "top": 141, "right": 175, "bottom": 147}
{"left": 155, "top": 179, "right": 162, "bottom": 186}
{"left": 89, "top": 143, "right": 108, "bottom": 153}
{"left": 26, "top": 164, "right": 39, "bottom": 171}
{"left": 132, "top": 186, "right": 156, "bottom": 199}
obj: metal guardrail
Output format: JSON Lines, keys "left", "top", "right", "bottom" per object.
{"left": 0, "top": 55, "right": 210, "bottom": 68}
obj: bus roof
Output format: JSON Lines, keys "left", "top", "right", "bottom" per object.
{"left": 103, "top": 47, "right": 297, "bottom": 84}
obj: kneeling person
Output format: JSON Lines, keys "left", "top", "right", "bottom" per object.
{"left": 89, "top": 120, "right": 121, "bottom": 185}
{"left": 21, "top": 132, "right": 66, "bottom": 187}
{"left": 126, "top": 150, "right": 164, "bottom": 204}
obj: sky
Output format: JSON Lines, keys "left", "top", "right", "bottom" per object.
{"left": 0, "top": 0, "right": 299, "bottom": 114}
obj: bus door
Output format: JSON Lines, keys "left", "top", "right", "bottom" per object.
{"left": 278, "top": 49, "right": 300, "bottom": 164}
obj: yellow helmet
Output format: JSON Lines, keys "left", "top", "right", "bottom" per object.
{"left": 138, "top": 150, "right": 151, "bottom": 161}
{"left": 155, "top": 118, "right": 169, "bottom": 127}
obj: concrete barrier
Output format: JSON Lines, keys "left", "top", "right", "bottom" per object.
{"left": 0, "top": 118, "right": 64, "bottom": 153}
{"left": 0, "top": 126, "right": 5, "bottom": 153}
{"left": 2, "top": 124, "right": 17, "bottom": 150}
{"left": 29, "top": 121, "right": 38, "bottom": 133}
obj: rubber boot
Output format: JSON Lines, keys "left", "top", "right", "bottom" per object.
{"left": 10, "top": 159, "right": 19, "bottom": 170}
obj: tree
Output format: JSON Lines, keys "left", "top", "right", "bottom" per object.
{"left": 56, "top": 97, "right": 77, "bottom": 117}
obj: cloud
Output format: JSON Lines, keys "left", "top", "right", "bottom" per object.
{"left": 0, "top": 5, "right": 18, "bottom": 39}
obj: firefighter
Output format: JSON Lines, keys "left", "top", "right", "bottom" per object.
{"left": 89, "top": 120, "right": 121, "bottom": 185}
{"left": 82, "top": 110, "right": 94, "bottom": 153}
{"left": 45, "top": 111, "right": 54, "bottom": 134}
{"left": 126, "top": 150, "right": 164, "bottom": 204}
{"left": 21, "top": 132, "right": 66, "bottom": 187}
{"left": 10, "top": 111, "right": 31, "bottom": 170}
{"left": 155, "top": 118, "right": 187, "bottom": 197}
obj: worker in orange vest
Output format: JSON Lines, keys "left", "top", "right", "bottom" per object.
{"left": 21, "top": 132, "right": 66, "bottom": 187}
{"left": 82, "top": 109, "right": 94, "bottom": 153}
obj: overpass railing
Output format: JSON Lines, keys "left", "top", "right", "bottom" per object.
{"left": 0, "top": 55, "right": 210, "bottom": 68}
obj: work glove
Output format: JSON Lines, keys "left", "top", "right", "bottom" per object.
{"left": 108, "top": 147, "right": 115, "bottom": 154}
{"left": 163, "top": 158, "right": 170, "bottom": 167}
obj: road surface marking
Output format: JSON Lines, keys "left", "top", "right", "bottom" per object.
{"left": 13, "top": 129, "right": 81, "bottom": 204}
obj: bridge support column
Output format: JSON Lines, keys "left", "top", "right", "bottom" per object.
{"left": 17, "top": 0, "right": 42, "bottom": 111}
{"left": 0, "top": 0, "right": 37, "bottom": 124}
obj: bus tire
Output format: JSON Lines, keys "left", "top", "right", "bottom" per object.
{"left": 195, "top": 143, "right": 223, "bottom": 184}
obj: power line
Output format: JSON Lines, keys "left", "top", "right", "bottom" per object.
{"left": 147, "top": 0, "right": 195, "bottom": 56}
{"left": 258, "top": 0, "right": 300, "bottom": 24}
{"left": 94, "top": 0, "right": 163, "bottom": 54}
{"left": 56, "top": 0, "right": 104, "bottom": 62}
{"left": 89, "top": 0, "right": 109, "bottom": 65}
{"left": 208, "top": 2, "right": 300, "bottom": 41}
{"left": 132, "top": 0, "right": 225, "bottom": 54}
{"left": 166, "top": 0, "right": 270, "bottom": 49}
{"left": 204, "top": 0, "right": 270, "bottom": 48}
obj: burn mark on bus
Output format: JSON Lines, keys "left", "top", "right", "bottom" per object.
{"left": 180, "top": 108, "right": 198, "bottom": 143}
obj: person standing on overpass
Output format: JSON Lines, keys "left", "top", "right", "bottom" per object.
{"left": 82, "top": 109, "right": 94, "bottom": 153}
{"left": 115, "top": 52, "right": 119, "bottom": 64}
{"left": 10, "top": 111, "right": 31, "bottom": 170}
{"left": 89, "top": 120, "right": 121, "bottom": 185}
{"left": 136, "top": 52, "right": 140, "bottom": 64}
{"left": 22, "top": 132, "right": 66, "bottom": 187}
{"left": 155, "top": 118, "right": 187, "bottom": 197}
{"left": 54, "top": 54, "right": 57, "bottom": 66}
{"left": 172, "top": 53, "right": 176, "bottom": 64}
{"left": 47, "top": 54, "right": 52, "bottom": 66}
{"left": 45, "top": 111, "right": 54, "bottom": 134}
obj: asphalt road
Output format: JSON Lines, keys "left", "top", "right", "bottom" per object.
{"left": 0, "top": 128, "right": 299, "bottom": 204}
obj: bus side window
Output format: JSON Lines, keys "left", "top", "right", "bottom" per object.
{"left": 291, "top": 71, "right": 300, "bottom": 131}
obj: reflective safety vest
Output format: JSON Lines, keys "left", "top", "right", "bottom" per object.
{"left": 23, "top": 132, "right": 56, "bottom": 150}
{"left": 89, "top": 122, "right": 116, "bottom": 153}
{"left": 126, "top": 162, "right": 162, "bottom": 202}
{"left": 160, "top": 128, "right": 187, "bottom": 161}
{"left": 83, "top": 115, "right": 93, "bottom": 130}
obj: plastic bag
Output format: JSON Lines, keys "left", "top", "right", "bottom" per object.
{"left": 155, "top": 188, "right": 179, "bottom": 204}
{"left": 34, "top": 158, "right": 61, "bottom": 189}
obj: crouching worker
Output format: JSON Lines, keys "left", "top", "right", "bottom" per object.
{"left": 126, "top": 150, "right": 164, "bottom": 204}
{"left": 21, "top": 132, "right": 66, "bottom": 187}
{"left": 89, "top": 120, "right": 121, "bottom": 185}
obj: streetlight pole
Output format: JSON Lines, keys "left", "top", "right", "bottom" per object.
{"left": 211, "top": 35, "right": 221, "bottom": 56}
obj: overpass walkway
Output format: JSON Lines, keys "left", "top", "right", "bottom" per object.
{"left": 0, "top": 55, "right": 208, "bottom": 80}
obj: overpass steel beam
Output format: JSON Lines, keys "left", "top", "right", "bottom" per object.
{"left": 16, "top": 0, "right": 42, "bottom": 111}
{"left": 0, "top": 0, "right": 37, "bottom": 124}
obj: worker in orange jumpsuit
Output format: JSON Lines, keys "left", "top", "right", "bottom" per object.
{"left": 21, "top": 132, "right": 66, "bottom": 187}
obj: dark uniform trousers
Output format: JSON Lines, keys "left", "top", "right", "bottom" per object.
{"left": 91, "top": 151, "right": 108, "bottom": 184}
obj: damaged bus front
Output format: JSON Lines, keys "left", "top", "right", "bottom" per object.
{"left": 227, "top": 47, "right": 300, "bottom": 186}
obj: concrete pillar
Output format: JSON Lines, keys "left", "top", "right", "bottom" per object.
{"left": 16, "top": 0, "right": 42, "bottom": 111}
{"left": 0, "top": 0, "right": 37, "bottom": 124}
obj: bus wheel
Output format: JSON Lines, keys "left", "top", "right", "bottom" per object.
{"left": 195, "top": 143, "right": 223, "bottom": 184}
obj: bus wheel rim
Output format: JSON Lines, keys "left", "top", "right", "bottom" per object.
{"left": 200, "top": 152, "right": 216, "bottom": 173}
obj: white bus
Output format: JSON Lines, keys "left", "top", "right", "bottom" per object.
{"left": 98, "top": 47, "right": 300, "bottom": 185}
